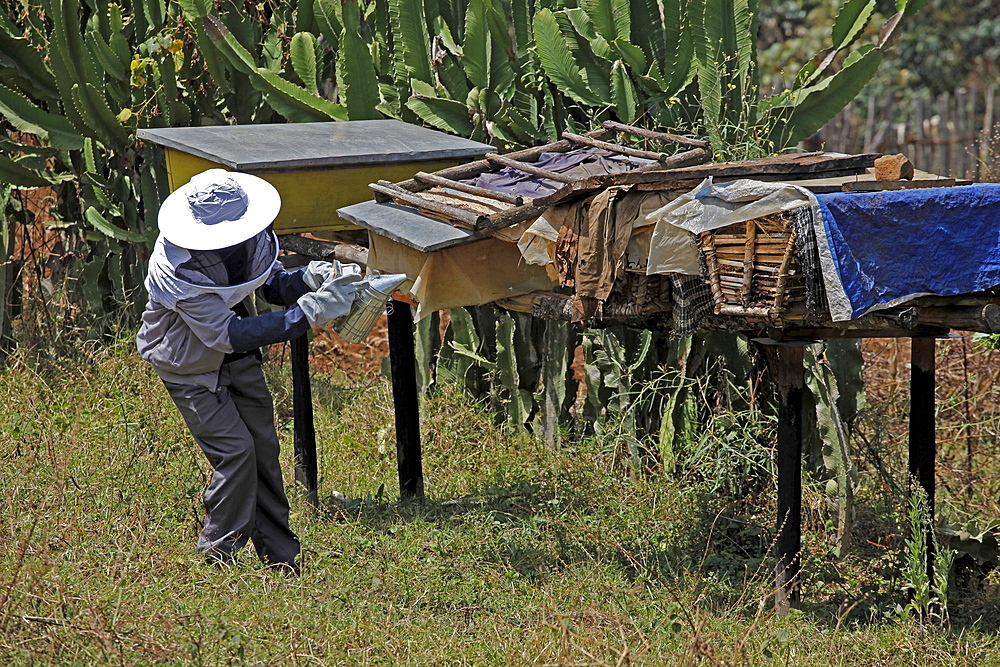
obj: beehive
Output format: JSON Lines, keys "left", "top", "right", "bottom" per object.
{"left": 137, "top": 121, "right": 494, "bottom": 236}
{"left": 699, "top": 210, "right": 807, "bottom": 318}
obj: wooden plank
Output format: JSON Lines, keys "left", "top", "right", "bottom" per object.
{"left": 841, "top": 178, "right": 957, "bottom": 192}
{"left": 591, "top": 152, "right": 880, "bottom": 187}
{"left": 474, "top": 203, "right": 549, "bottom": 233}
{"left": 790, "top": 166, "right": 966, "bottom": 193}
{"left": 756, "top": 325, "right": 946, "bottom": 340}
{"left": 918, "top": 305, "right": 1000, "bottom": 332}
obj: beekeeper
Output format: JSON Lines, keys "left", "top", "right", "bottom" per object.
{"left": 136, "top": 169, "right": 361, "bottom": 573}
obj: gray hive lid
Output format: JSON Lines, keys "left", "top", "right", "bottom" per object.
{"left": 338, "top": 200, "right": 481, "bottom": 253}
{"left": 137, "top": 120, "right": 494, "bottom": 172}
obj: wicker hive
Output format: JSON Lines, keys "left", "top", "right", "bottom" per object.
{"left": 699, "top": 210, "right": 807, "bottom": 318}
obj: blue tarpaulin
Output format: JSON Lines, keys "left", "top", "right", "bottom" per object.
{"left": 814, "top": 184, "right": 1000, "bottom": 320}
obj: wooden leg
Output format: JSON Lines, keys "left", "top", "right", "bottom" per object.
{"left": 387, "top": 299, "right": 424, "bottom": 500}
{"left": 909, "top": 337, "right": 936, "bottom": 584}
{"left": 775, "top": 344, "right": 805, "bottom": 614}
{"left": 291, "top": 332, "right": 319, "bottom": 507}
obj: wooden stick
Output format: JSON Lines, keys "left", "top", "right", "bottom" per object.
{"left": 718, "top": 305, "right": 776, "bottom": 318}
{"left": 277, "top": 234, "right": 369, "bottom": 268}
{"left": 370, "top": 181, "right": 486, "bottom": 228}
{"left": 772, "top": 229, "right": 798, "bottom": 312}
{"left": 634, "top": 147, "right": 712, "bottom": 171}
{"left": 413, "top": 171, "right": 523, "bottom": 205}
{"left": 716, "top": 258, "right": 780, "bottom": 273}
{"left": 701, "top": 232, "right": 725, "bottom": 314}
{"left": 601, "top": 120, "right": 710, "bottom": 148}
{"left": 484, "top": 153, "right": 577, "bottom": 183}
{"left": 561, "top": 131, "right": 669, "bottom": 161}
{"left": 394, "top": 128, "right": 615, "bottom": 191}
{"left": 474, "top": 204, "right": 549, "bottom": 233}
{"left": 742, "top": 220, "right": 756, "bottom": 306}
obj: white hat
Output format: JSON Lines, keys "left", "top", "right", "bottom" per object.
{"left": 157, "top": 169, "right": 281, "bottom": 250}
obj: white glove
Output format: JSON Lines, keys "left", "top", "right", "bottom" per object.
{"left": 301, "top": 261, "right": 335, "bottom": 290}
{"left": 302, "top": 260, "right": 363, "bottom": 290}
{"left": 296, "top": 270, "right": 363, "bottom": 326}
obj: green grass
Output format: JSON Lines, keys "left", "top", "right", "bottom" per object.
{"left": 2, "top": 344, "right": 1000, "bottom": 665}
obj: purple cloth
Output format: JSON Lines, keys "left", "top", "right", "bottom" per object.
{"left": 462, "top": 147, "right": 647, "bottom": 198}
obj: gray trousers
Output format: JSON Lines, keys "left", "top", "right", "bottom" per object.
{"left": 164, "top": 355, "right": 300, "bottom": 567}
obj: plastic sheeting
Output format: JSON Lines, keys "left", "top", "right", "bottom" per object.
{"left": 644, "top": 177, "right": 818, "bottom": 276}
{"left": 367, "top": 233, "right": 556, "bottom": 320}
{"left": 815, "top": 184, "right": 1000, "bottom": 320}
{"left": 644, "top": 179, "right": 1000, "bottom": 322}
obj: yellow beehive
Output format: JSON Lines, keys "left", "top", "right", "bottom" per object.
{"left": 138, "top": 121, "right": 494, "bottom": 237}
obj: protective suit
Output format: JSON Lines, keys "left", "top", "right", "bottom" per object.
{"left": 136, "top": 169, "right": 360, "bottom": 572}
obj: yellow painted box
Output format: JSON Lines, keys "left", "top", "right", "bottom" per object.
{"left": 138, "top": 121, "right": 494, "bottom": 235}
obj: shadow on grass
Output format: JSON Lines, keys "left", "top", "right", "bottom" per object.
{"left": 313, "top": 474, "right": 772, "bottom": 592}
{"left": 311, "top": 477, "right": 1000, "bottom": 633}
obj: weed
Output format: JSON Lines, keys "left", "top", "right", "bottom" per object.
{"left": 890, "top": 483, "right": 955, "bottom": 625}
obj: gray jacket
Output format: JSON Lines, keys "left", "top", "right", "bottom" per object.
{"left": 137, "top": 231, "right": 309, "bottom": 391}
{"left": 137, "top": 291, "right": 246, "bottom": 390}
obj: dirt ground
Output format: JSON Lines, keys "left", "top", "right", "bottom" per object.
{"left": 271, "top": 315, "right": 391, "bottom": 381}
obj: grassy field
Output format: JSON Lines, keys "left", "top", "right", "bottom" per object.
{"left": 2, "top": 340, "right": 1000, "bottom": 665}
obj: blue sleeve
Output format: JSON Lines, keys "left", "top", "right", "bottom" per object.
{"left": 259, "top": 266, "right": 311, "bottom": 306}
{"left": 228, "top": 304, "right": 311, "bottom": 353}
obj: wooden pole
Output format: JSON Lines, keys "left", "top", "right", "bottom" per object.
{"left": 370, "top": 181, "right": 488, "bottom": 229}
{"left": 775, "top": 343, "right": 805, "bottom": 614}
{"left": 909, "top": 337, "right": 936, "bottom": 585}
{"left": 600, "top": 120, "right": 710, "bottom": 148}
{"left": 413, "top": 171, "right": 524, "bottom": 205}
{"left": 388, "top": 299, "right": 424, "bottom": 500}
{"left": 561, "top": 131, "right": 672, "bottom": 161}
{"left": 291, "top": 332, "right": 319, "bottom": 507}
{"left": 484, "top": 153, "right": 578, "bottom": 183}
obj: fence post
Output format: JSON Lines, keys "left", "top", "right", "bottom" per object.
{"left": 980, "top": 85, "right": 996, "bottom": 180}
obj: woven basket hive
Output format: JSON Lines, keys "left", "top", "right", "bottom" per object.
{"left": 698, "top": 210, "right": 807, "bottom": 318}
